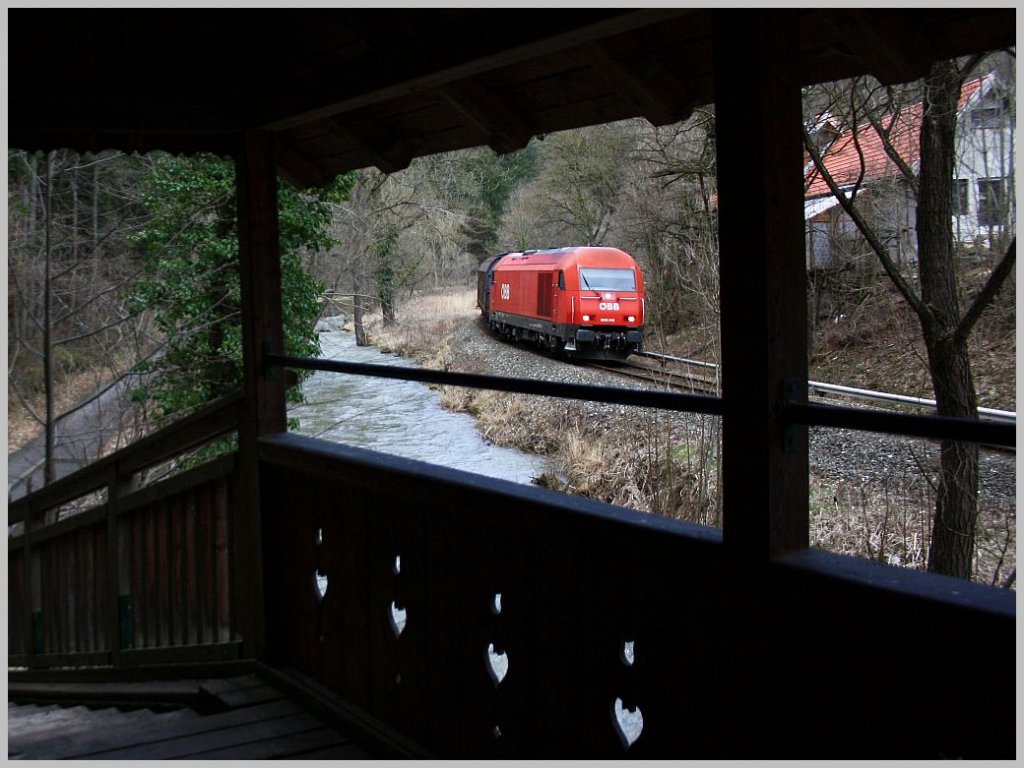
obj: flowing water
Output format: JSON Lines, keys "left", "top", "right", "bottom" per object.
{"left": 289, "top": 330, "right": 548, "bottom": 485}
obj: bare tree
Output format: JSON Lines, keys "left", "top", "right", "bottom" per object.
{"left": 803, "top": 54, "right": 1016, "bottom": 579}
{"left": 8, "top": 149, "right": 152, "bottom": 482}
{"left": 498, "top": 123, "right": 633, "bottom": 248}
{"left": 324, "top": 163, "right": 470, "bottom": 344}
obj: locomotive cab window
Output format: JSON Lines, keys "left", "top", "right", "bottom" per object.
{"left": 579, "top": 268, "right": 636, "bottom": 291}
{"left": 557, "top": 271, "right": 565, "bottom": 290}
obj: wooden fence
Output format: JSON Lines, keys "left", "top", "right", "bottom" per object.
{"left": 8, "top": 389, "right": 1014, "bottom": 757}
{"left": 259, "top": 432, "right": 1015, "bottom": 759}
{"left": 8, "top": 393, "right": 243, "bottom": 669}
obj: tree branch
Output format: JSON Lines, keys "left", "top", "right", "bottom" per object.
{"left": 8, "top": 376, "right": 45, "bottom": 427}
{"left": 55, "top": 305, "right": 147, "bottom": 347}
{"left": 802, "top": 123, "right": 927, "bottom": 318}
{"left": 953, "top": 237, "right": 1016, "bottom": 348}
{"left": 865, "top": 100, "right": 919, "bottom": 196}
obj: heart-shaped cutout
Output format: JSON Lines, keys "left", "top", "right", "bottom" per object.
{"left": 313, "top": 571, "right": 328, "bottom": 601}
{"left": 612, "top": 697, "right": 643, "bottom": 749}
{"left": 389, "top": 601, "right": 407, "bottom": 638}
{"left": 485, "top": 642, "right": 509, "bottom": 686}
{"left": 621, "top": 640, "right": 635, "bottom": 666}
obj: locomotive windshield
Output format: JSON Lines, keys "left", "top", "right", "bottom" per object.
{"left": 579, "top": 268, "right": 636, "bottom": 291}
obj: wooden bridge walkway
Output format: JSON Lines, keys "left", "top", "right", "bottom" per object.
{"left": 8, "top": 673, "right": 380, "bottom": 760}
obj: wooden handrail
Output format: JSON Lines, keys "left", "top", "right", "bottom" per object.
{"left": 8, "top": 391, "right": 243, "bottom": 525}
{"left": 255, "top": 431, "right": 1015, "bottom": 758}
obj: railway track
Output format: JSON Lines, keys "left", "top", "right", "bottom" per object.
{"left": 586, "top": 355, "right": 719, "bottom": 395}
{"left": 586, "top": 349, "right": 1017, "bottom": 435}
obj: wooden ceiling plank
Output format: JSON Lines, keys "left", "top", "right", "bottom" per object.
{"left": 825, "top": 10, "right": 927, "bottom": 85}
{"left": 261, "top": 9, "right": 694, "bottom": 131}
{"left": 439, "top": 80, "right": 535, "bottom": 155}
{"left": 274, "top": 140, "right": 334, "bottom": 189}
{"left": 586, "top": 43, "right": 686, "bottom": 126}
{"left": 329, "top": 117, "right": 414, "bottom": 176}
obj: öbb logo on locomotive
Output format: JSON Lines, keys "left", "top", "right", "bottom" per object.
{"left": 476, "top": 245, "right": 645, "bottom": 362}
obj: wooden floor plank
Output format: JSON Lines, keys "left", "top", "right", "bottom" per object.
{"left": 288, "top": 741, "right": 380, "bottom": 759}
{"left": 8, "top": 704, "right": 90, "bottom": 730}
{"left": 9, "top": 674, "right": 385, "bottom": 760}
{"left": 10, "top": 708, "right": 203, "bottom": 760}
{"left": 86, "top": 711, "right": 324, "bottom": 760}
{"left": 14, "top": 700, "right": 302, "bottom": 760}
{"left": 8, "top": 705, "right": 165, "bottom": 745}
{"left": 7, "top": 703, "right": 61, "bottom": 721}
{"left": 9, "top": 680, "right": 203, "bottom": 700}
{"left": 181, "top": 727, "right": 357, "bottom": 759}
{"left": 198, "top": 675, "right": 265, "bottom": 695}
{"left": 207, "top": 683, "right": 283, "bottom": 709}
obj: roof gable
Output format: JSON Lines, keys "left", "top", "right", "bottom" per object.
{"left": 805, "top": 76, "right": 985, "bottom": 199}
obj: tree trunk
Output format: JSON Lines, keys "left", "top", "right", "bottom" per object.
{"left": 43, "top": 151, "right": 56, "bottom": 486}
{"left": 381, "top": 290, "right": 396, "bottom": 326}
{"left": 353, "top": 275, "right": 368, "bottom": 346}
{"left": 916, "top": 61, "right": 980, "bottom": 579}
{"left": 92, "top": 158, "right": 100, "bottom": 252}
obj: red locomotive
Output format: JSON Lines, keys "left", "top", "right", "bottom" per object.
{"left": 477, "top": 246, "right": 645, "bottom": 360}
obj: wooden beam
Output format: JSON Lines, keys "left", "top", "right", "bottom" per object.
{"left": 586, "top": 43, "right": 682, "bottom": 127}
{"left": 439, "top": 80, "right": 534, "bottom": 155}
{"left": 235, "top": 131, "right": 286, "bottom": 660}
{"left": 260, "top": 9, "right": 695, "bottom": 131}
{"left": 824, "top": 10, "right": 928, "bottom": 85}
{"left": 331, "top": 116, "right": 413, "bottom": 175}
{"left": 275, "top": 139, "right": 333, "bottom": 190}
{"left": 713, "top": 11, "right": 809, "bottom": 561}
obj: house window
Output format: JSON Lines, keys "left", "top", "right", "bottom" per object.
{"left": 970, "top": 105, "right": 1006, "bottom": 129}
{"left": 977, "top": 177, "right": 1008, "bottom": 227}
{"left": 951, "top": 179, "right": 969, "bottom": 216}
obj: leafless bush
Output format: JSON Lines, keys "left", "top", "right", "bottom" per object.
{"left": 811, "top": 472, "right": 1015, "bottom": 586}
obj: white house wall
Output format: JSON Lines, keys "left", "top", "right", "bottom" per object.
{"left": 953, "top": 82, "right": 1016, "bottom": 247}
{"left": 805, "top": 73, "right": 1016, "bottom": 268}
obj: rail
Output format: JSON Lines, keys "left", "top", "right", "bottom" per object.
{"left": 635, "top": 349, "right": 1016, "bottom": 425}
{"left": 266, "top": 353, "right": 1015, "bottom": 449}
{"left": 632, "top": 349, "right": 1014, "bottom": 447}
{"left": 807, "top": 380, "right": 1017, "bottom": 424}
{"left": 8, "top": 392, "right": 245, "bottom": 669}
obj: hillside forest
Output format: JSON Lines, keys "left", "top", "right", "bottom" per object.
{"left": 7, "top": 53, "right": 1016, "bottom": 583}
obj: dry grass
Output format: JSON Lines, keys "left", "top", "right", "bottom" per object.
{"left": 362, "top": 289, "right": 479, "bottom": 370}
{"left": 538, "top": 410, "right": 722, "bottom": 528}
{"left": 15, "top": 284, "right": 1009, "bottom": 587}
{"left": 377, "top": 287, "right": 1012, "bottom": 587}
{"left": 811, "top": 473, "right": 1016, "bottom": 587}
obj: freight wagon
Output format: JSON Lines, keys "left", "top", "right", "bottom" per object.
{"left": 477, "top": 246, "right": 645, "bottom": 360}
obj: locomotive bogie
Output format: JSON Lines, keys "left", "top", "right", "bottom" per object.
{"left": 478, "top": 246, "right": 645, "bottom": 360}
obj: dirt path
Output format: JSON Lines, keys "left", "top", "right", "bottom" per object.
{"left": 7, "top": 372, "right": 151, "bottom": 502}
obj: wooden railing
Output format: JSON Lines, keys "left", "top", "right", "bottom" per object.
{"left": 8, "top": 388, "right": 1014, "bottom": 757}
{"left": 8, "top": 392, "right": 244, "bottom": 669}
{"left": 258, "top": 432, "right": 1015, "bottom": 759}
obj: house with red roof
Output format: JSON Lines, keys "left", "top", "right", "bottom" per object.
{"left": 804, "top": 73, "right": 1015, "bottom": 268}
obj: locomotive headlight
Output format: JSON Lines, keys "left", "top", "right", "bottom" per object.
{"left": 628, "top": 316, "right": 635, "bottom": 322}
{"left": 582, "top": 314, "right": 591, "bottom": 321}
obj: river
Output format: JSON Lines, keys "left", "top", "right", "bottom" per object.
{"left": 288, "top": 329, "right": 548, "bottom": 485}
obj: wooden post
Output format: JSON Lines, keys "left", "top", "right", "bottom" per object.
{"left": 713, "top": 11, "right": 809, "bottom": 561}
{"left": 234, "top": 131, "right": 287, "bottom": 660}
{"left": 107, "top": 464, "right": 136, "bottom": 663}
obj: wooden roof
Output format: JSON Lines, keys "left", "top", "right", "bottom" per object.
{"left": 8, "top": 8, "right": 1016, "bottom": 188}
{"left": 804, "top": 77, "right": 988, "bottom": 199}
